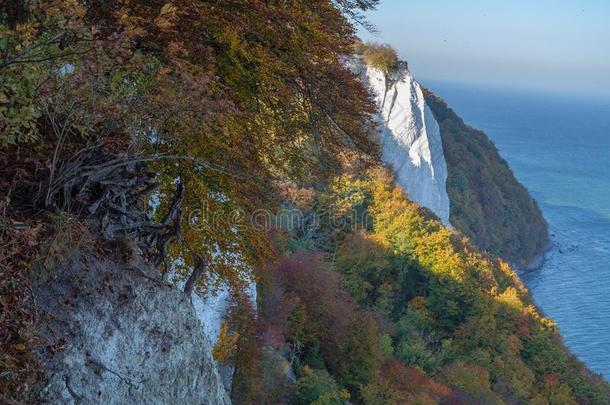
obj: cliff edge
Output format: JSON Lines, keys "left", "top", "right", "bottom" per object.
{"left": 352, "top": 45, "right": 548, "bottom": 266}
{"left": 350, "top": 57, "right": 451, "bottom": 226}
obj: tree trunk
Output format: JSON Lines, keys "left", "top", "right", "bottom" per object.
{"left": 184, "top": 254, "right": 207, "bottom": 297}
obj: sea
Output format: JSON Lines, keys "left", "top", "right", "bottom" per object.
{"left": 424, "top": 80, "right": 610, "bottom": 379}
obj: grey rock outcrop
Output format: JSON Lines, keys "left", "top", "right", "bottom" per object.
{"left": 34, "top": 250, "right": 230, "bottom": 404}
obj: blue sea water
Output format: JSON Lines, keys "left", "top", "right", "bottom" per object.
{"left": 424, "top": 80, "right": 610, "bottom": 379}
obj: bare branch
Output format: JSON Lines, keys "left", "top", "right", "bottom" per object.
{"left": 184, "top": 254, "right": 208, "bottom": 297}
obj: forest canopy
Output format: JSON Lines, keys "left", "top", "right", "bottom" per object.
{"left": 0, "top": 0, "right": 380, "bottom": 399}
{"left": 0, "top": 2, "right": 604, "bottom": 404}
{"left": 253, "top": 167, "right": 609, "bottom": 404}
{"left": 0, "top": 0, "right": 380, "bottom": 285}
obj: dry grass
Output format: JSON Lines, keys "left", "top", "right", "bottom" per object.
{"left": 0, "top": 210, "right": 92, "bottom": 403}
{"left": 32, "top": 213, "right": 94, "bottom": 278}
{"left": 0, "top": 220, "right": 44, "bottom": 403}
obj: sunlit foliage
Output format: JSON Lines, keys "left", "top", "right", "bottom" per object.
{"left": 2, "top": 2, "right": 607, "bottom": 404}
{"left": 0, "top": 0, "right": 380, "bottom": 288}
{"left": 0, "top": 0, "right": 380, "bottom": 400}
{"left": 264, "top": 166, "right": 609, "bottom": 403}
{"left": 355, "top": 41, "right": 400, "bottom": 75}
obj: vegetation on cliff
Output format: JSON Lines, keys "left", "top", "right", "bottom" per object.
{"left": 355, "top": 41, "right": 401, "bottom": 75}
{"left": 252, "top": 167, "right": 609, "bottom": 404}
{"left": 0, "top": 0, "right": 379, "bottom": 400}
{"left": 0, "top": 1, "right": 605, "bottom": 404}
{"left": 423, "top": 89, "right": 549, "bottom": 266}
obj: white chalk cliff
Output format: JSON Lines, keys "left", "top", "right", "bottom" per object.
{"left": 351, "top": 58, "right": 451, "bottom": 225}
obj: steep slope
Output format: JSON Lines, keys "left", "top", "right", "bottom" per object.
{"left": 1, "top": 1, "right": 595, "bottom": 402}
{"left": 423, "top": 89, "right": 549, "bottom": 266}
{"left": 351, "top": 48, "right": 547, "bottom": 266}
{"left": 350, "top": 58, "right": 451, "bottom": 225}
{"left": 257, "top": 167, "right": 610, "bottom": 404}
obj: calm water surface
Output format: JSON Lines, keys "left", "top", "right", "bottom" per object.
{"left": 425, "top": 80, "right": 610, "bottom": 379}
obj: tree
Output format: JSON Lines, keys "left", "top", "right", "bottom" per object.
{"left": 358, "top": 42, "right": 400, "bottom": 75}
{"left": 443, "top": 362, "right": 503, "bottom": 404}
{"left": 259, "top": 253, "right": 382, "bottom": 399}
{"left": 294, "top": 366, "right": 349, "bottom": 405}
{"left": 226, "top": 291, "right": 263, "bottom": 403}
{"left": 309, "top": 167, "right": 610, "bottom": 402}
{"left": 0, "top": 0, "right": 381, "bottom": 292}
{"left": 212, "top": 321, "right": 239, "bottom": 363}
{"left": 362, "top": 358, "right": 451, "bottom": 404}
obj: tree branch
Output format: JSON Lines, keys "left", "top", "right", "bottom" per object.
{"left": 184, "top": 254, "right": 208, "bottom": 297}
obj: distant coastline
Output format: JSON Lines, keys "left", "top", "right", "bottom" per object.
{"left": 428, "top": 79, "right": 610, "bottom": 379}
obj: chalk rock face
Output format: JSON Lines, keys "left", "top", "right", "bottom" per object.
{"left": 35, "top": 252, "right": 230, "bottom": 405}
{"left": 352, "top": 58, "right": 450, "bottom": 225}
{"left": 192, "top": 276, "right": 257, "bottom": 391}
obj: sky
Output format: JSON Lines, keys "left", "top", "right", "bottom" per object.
{"left": 357, "top": 0, "right": 610, "bottom": 97}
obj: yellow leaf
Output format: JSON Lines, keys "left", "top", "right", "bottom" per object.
{"left": 212, "top": 321, "right": 239, "bottom": 362}
{"left": 159, "top": 3, "right": 178, "bottom": 16}
{"left": 155, "top": 18, "right": 173, "bottom": 30}
{"left": 156, "top": 3, "right": 178, "bottom": 30}
{"left": 13, "top": 343, "right": 27, "bottom": 351}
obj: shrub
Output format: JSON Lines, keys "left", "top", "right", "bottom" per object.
{"left": 362, "top": 358, "right": 451, "bottom": 404}
{"left": 259, "top": 253, "right": 382, "bottom": 399}
{"left": 361, "top": 42, "right": 400, "bottom": 75}
{"left": 294, "top": 366, "right": 349, "bottom": 405}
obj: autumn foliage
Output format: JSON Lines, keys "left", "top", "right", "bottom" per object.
{"left": 423, "top": 88, "right": 549, "bottom": 266}
{"left": 356, "top": 41, "right": 400, "bottom": 75}
{"left": 258, "top": 253, "right": 383, "bottom": 401}
{"left": 253, "top": 167, "right": 610, "bottom": 403}
{"left": 1, "top": 0, "right": 380, "bottom": 400}
{"left": 0, "top": 0, "right": 381, "bottom": 286}
{"left": 362, "top": 358, "right": 451, "bottom": 404}
{"left": 2, "top": 1, "right": 609, "bottom": 404}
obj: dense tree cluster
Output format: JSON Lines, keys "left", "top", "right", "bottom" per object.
{"left": 0, "top": 0, "right": 379, "bottom": 400}
{"left": 1, "top": 1, "right": 607, "bottom": 404}
{"left": 0, "top": 0, "right": 381, "bottom": 282}
{"left": 354, "top": 41, "right": 400, "bottom": 75}
{"left": 254, "top": 167, "right": 609, "bottom": 403}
